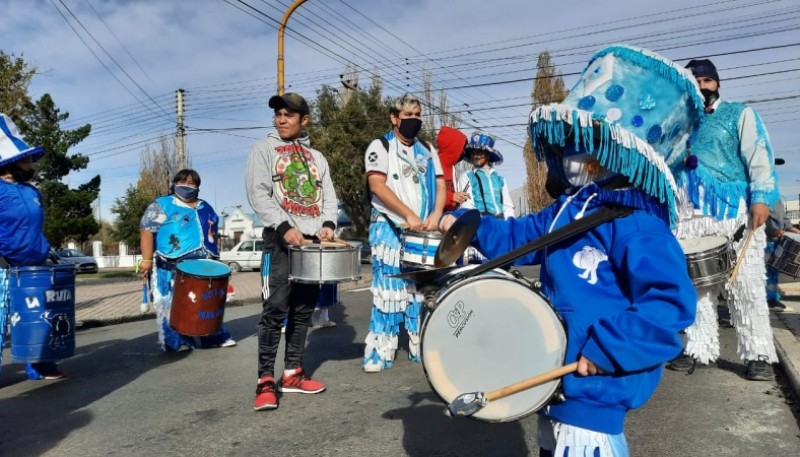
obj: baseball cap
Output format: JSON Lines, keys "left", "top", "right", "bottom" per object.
{"left": 268, "top": 93, "right": 310, "bottom": 116}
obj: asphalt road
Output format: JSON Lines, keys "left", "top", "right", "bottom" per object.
{"left": 1, "top": 272, "right": 800, "bottom": 456}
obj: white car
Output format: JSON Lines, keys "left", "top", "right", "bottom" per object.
{"left": 219, "top": 240, "right": 263, "bottom": 273}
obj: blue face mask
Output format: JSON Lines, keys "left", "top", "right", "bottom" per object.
{"left": 174, "top": 185, "right": 199, "bottom": 201}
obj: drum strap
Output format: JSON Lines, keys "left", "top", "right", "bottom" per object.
{"left": 461, "top": 206, "right": 633, "bottom": 280}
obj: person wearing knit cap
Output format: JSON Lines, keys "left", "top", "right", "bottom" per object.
{"left": 668, "top": 58, "right": 781, "bottom": 381}
{"left": 435, "top": 126, "right": 469, "bottom": 212}
{"left": 0, "top": 113, "right": 68, "bottom": 381}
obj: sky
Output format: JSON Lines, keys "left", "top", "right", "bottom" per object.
{"left": 2, "top": 0, "right": 799, "bottom": 223}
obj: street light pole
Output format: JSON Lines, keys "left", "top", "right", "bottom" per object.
{"left": 277, "top": 0, "right": 308, "bottom": 96}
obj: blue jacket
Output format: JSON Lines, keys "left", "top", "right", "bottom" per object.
{"left": 472, "top": 184, "right": 696, "bottom": 434}
{"left": 0, "top": 180, "right": 50, "bottom": 265}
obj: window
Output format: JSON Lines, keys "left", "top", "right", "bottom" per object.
{"left": 238, "top": 241, "right": 254, "bottom": 252}
{"left": 255, "top": 241, "right": 264, "bottom": 251}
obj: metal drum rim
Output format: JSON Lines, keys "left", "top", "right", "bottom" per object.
{"left": 420, "top": 274, "right": 567, "bottom": 422}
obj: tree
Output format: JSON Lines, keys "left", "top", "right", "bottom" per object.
{"left": 110, "top": 184, "right": 150, "bottom": 246}
{"left": 0, "top": 51, "right": 35, "bottom": 119}
{"left": 308, "top": 77, "right": 389, "bottom": 236}
{"left": 523, "top": 50, "right": 568, "bottom": 213}
{"left": 18, "top": 94, "right": 99, "bottom": 247}
{"left": 109, "top": 135, "right": 186, "bottom": 247}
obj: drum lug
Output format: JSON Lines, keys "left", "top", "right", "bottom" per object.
{"left": 420, "top": 286, "right": 439, "bottom": 310}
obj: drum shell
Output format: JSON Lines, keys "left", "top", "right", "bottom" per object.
{"left": 421, "top": 271, "right": 566, "bottom": 422}
{"left": 288, "top": 243, "right": 361, "bottom": 284}
{"left": 400, "top": 231, "right": 442, "bottom": 270}
{"left": 680, "top": 237, "right": 735, "bottom": 287}
{"left": 768, "top": 234, "right": 800, "bottom": 278}
{"left": 169, "top": 260, "right": 230, "bottom": 336}
{"left": 9, "top": 265, "right": 77, "bottom": 363}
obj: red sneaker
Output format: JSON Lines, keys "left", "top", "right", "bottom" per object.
{"left": 253, "top": 376, "right": 278, "bottom": 411}
{"left": 279, "top": 368, "right": 326, "bottom": 394}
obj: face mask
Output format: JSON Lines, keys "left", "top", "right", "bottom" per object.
{"left": 174, "top": 185, "right": 199, "bottom": 201}
{"left": 561, "top": 153, "right": 616, "bottom": 187}
{"left": 10, "top": 167, "right": 35, "bottom": 183}
{"left": 700, "top": 88, "right": 719, "bottom": 108}
{"left": 397, "top": 118, "right": 422, "bottom": 140}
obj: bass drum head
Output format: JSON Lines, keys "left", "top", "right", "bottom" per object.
{"left": 421, "top": 275, "right": 566, "bottom": 422}
{"left": 176, "top": 259, "right": 231, "bottom": 279}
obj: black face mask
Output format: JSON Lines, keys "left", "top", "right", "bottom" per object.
{"left": 700, "top": 88, "right": 719, "bottom": 108}
{"left": 397, "top": 118, "right": 423, "bottom": 140}
{"left": 11, "top": 167, "right": 35, "bottom": 183}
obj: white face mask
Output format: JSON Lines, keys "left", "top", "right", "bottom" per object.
{"left": 561, "top": 152, "right": 617, "bottom": 187}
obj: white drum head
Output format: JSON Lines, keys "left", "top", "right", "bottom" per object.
{"left": 784, "top": 232, "right": 800, "bottom": 243}
{"left": 679, "top": 236, "right": 728, "bottom": 255}
{"left": 421, "top": 275, "right": 566, "bottom": 422}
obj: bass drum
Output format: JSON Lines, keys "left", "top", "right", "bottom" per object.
{"left": 421, "top": 269, "right": 566, "bottom": 422}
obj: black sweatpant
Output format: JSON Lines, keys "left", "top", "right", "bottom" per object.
{"left": 257, "top": 229, "right": 321, "bottom": 378}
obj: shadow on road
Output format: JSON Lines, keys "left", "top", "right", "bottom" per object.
{"left": 0, "top": 331, "right": 189, "bottom": 457}
{"left": 381, "top": 391, "right": 533, "bottom": 456}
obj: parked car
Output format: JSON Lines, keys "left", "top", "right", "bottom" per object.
{"left": 219, "top": 240, "right": 263, "bottom": 273}
{"left": 54, "top": 248, "right": 99, "bottom": 274}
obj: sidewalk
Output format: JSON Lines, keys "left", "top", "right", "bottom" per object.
{"left": 74, "top": 266, "right": 372, "bottom": 327}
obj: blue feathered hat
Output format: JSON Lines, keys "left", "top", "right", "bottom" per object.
{"left": 529, "top": 44, "right": 705, "bottom": 227}
{"left": 465, "top": 132, "right": 503, "bottom": 165}
{"left": 0, "top": 114, "right": 44, "bottom": 168}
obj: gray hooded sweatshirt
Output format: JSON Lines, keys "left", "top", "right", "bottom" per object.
{"left": 245, "top": 131, "right": 338, "bottom": 239}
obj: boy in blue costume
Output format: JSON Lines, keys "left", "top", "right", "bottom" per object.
{"left": 440, "top": 46, "right": 700, "bottom": 456}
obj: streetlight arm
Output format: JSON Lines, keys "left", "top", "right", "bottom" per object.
{"left": 277, "top": 0, "right": 309, "bottom": 96}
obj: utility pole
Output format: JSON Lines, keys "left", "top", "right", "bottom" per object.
{"left": 277, "top": 0, "right": 308, "bottom": 95}
{"left": 176, "top": 88, "right": 185, "bottom": 168}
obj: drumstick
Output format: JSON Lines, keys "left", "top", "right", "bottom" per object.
{"left": 727, "top": 229, "right": 755, "bottom": 288}
{"left": 448, "top": 362, "right": 579, "bottom": 417}
{"left": 301, "top": 239, "right": 350, "bottom": 247}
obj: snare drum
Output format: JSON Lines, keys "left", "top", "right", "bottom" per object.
{"left": 421, "top": 270, "right": 566, "bottom": 422}
{"left": 768, "top": 232, "right": 800, "bottom": 277}
{"left": 170, "top": 259, "right": 231, "bottom": 336}
{"left": 400, "top": 230, "right": 443, "bottom": 269}
{"left": 678, "top": 236, "right": 735, "bottom": 287}
{"left": 288, "top": 242, "right": 361, "bottom": 284}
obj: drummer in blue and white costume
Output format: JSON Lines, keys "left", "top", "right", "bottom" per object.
{"left": 442, "top": 46, "right": 700, "bottom": 456}
{"left": 667, "top": 59, "right": 781, "bottom": 381}
{"left": 139, "top": 169, "right": 236, "bottom": 352}
{"left": 0, "top": 113, "right": 69, "bottom": 380}
{"left": 363, "top": 93, "right": 446, "bottom": 372}
{"left": 457, "top": 132, "right": 515, "bottom": 263}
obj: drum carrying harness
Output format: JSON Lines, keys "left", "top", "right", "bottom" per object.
{"left": 461, "top": 206, "right": 633, "bottom": 280}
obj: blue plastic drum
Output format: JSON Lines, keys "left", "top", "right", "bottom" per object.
{"left": 8, "top": 264, "right": 77, "bottom": 363}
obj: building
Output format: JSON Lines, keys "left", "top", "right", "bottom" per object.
{"left": 218, "top": 205, "right": 264, "bottom": 250}
{"left": 785, "top": 198, "right": 800, "bottom": 226}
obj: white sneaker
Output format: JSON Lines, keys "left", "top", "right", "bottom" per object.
{"left": 221, "top": 338, "right": 237, "bottom": 348}
{"left": 140, "top": 302, "right": 150, "bottom": 314}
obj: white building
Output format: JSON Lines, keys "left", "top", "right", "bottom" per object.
{"left": 218, "top": 205, "right": 264, "bottom": 249}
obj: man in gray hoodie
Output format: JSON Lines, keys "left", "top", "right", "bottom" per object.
{"left": 245, "top": 93, "right": 338, "bottom": 411}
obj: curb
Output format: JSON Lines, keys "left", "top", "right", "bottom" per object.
{"left": 771, "top": 310, "right": 800, "bottom": 398}
{"left": 76, "top": 297, "right": 263, "bottom": 331}
{"left": 74, "top": 275, "right": 373, "bottom": 331}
